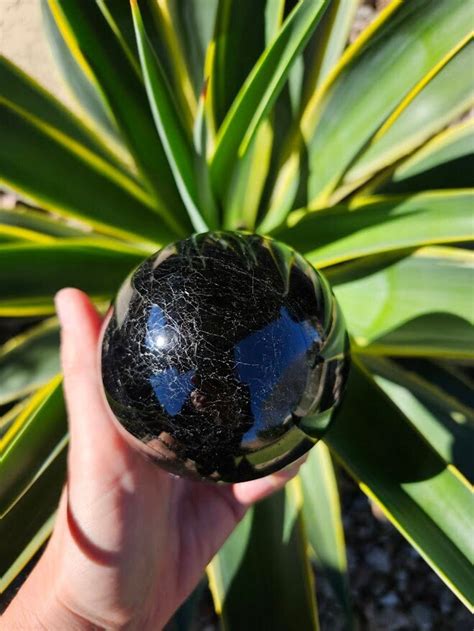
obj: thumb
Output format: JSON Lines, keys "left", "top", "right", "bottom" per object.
{"left": 55, "top": 288, "right": 129, "bottom": 478}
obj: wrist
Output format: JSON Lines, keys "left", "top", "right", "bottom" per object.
{"left": 2, "top": 597, "right": 94, "bottom": 631}
{"left": 2, "top": 547, "right": 94, "bottom": 631}
{"left": 2, "top": 547, "right": 163, "bottom": 631}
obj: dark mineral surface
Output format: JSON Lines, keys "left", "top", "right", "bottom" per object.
{"left": 101, "top": 232, "right": 349, "bottom": 482}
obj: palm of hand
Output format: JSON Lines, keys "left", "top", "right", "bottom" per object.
{"left": 40, "top": 290, "right": 297, "bottom": 630}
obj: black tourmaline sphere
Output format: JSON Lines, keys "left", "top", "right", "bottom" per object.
{"left": 101, "top": 232, "right": 349, "bottom": 482}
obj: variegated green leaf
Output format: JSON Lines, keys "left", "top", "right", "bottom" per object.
{"left": 265, "top": 0, "right": 471, "bottom": 230}
{"left": 326, "top": 360, "right": 474, "bottom": 609}
{"left": 337, "top": 36, "right": 474, "bottom": 201}
{"left": 47, "top": 0, "right": 189, "bottom": 235}
{"left": 333, "top": 247, "right": 473, "bottom": 349}
{"left": 0, "top": 319, "right": 60, "bottom": 406}
{"left": 0, "top": 98, "right": 173, "bottom": 244}
{"left": 132, "top": 1, "right": 216, "bottom": 231}
{"left": 0, "top": 240, "right": 145, "bottom": 316}
{"left": 1, "top": 377, "right": 66, "bottom": 517}
{"left": 378, "top": 120, "right": 474, "bottom": 194}
{"left": 210, "top": 0, "right": 329, "bottom": 199}
{"left": 362, "top": 356, "right": 474, "bottom": 482}
{"left": 300, "top": 443, "right": 353, "bottom": 625}
{"left": 208, "top": 482, "right": 319, "bottom": 630}
{"left": 275, "top": 192, "right": 473, "bottom": 267}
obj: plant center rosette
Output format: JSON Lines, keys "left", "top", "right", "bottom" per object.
{"left": 101, "top": 232, "right": 350, "bottom": 482}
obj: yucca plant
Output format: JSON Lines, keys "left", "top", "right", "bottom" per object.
{"left": 1, "top": 0, "right": 473, "bottom": 627}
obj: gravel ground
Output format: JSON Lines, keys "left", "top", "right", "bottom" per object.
{"left": 314, "top": 472, "right": 472, "bottom": 631}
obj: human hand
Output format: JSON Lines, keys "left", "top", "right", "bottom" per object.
{"left": 3, "top": 289, "right": 304, "bottom": 630}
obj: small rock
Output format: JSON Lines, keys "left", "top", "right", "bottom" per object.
{"left": 370, "top": 498, "right": 389, "bottom": 522}
{"left": 439, "top": 590, "right": 454, "bottom": 614}
{"left": 380, "top": 592, "right": 399, "bottom": 608}
{"left": 353, "top": 566, "right": 371, "bottom": 590}
{"left": 408, "top": 547, "right": 421, "bottom": 560}
{"left": 365, "top": 547, "right": 391, "bottom": 573}
{"left": 346, "top": 548, "right": 359, "bottom": 572}
{"left": 358, "top": 525, "right": 374, "bottom": 540}
{"left": 373, "top": 578, "right": 389, "bottom": 596}
{"left": 395, "top": 569, "right": 408, "bottom": 591}
{"left": 342, "top": 515, "right": 352, "bottom": 529}
{"left": 354, "top": 495, "right": 368, "bottom": 512}
{"left": 410, "top": 580, "right": 427, "bottom": 598}
{"left": 375, "top": 607, "right": 411, "bottom": 630}
{"left": 350, "top": 5, "right": 376, "bottom": 43}
{"left": 411, "top": 603, "right": 435, "bottom": 630}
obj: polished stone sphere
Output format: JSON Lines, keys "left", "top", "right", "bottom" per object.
{"left": 101, "top": 232, "right": 349, "bottom": 482}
